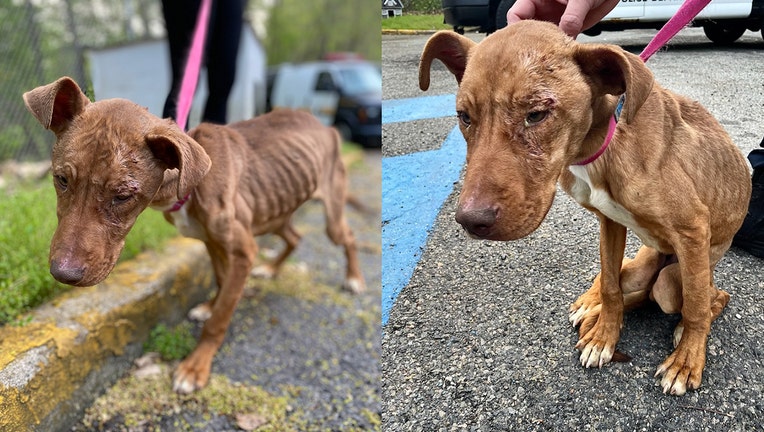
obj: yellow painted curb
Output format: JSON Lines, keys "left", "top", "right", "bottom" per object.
{"left": 0, "top": 237, "right": 214, "bottom": 431}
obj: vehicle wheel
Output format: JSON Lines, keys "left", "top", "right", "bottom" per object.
{"left": 454, "top": 26, "right": 465, "bottom": 35}
{"left": 495, "top": 0, "right": 516, "bottom": 30}
{"left": 703, "top": 22, "right": 746, "bottom": 44}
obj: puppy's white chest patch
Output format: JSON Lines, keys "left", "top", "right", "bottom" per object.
{"left": 567, "top": 166, "right": 658, "bottom": 248}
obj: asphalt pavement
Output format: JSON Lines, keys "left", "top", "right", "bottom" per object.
{"left": 382, "top": 28, "right": 764, "bottom": 431}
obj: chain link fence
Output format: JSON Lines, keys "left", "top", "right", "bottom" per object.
{"left": 1, "top": 0, "right": 164, "bottom": 163}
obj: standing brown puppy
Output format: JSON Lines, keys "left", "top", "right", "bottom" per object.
{"left": 24, "top": 76, "right": 365, "bottom": 393}
{"left": 419, "top": 21, "right": 750, "bottom": 395}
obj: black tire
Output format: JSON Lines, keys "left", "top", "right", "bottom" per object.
{"left": 495, "top": 0, "right": 516, "bottom": 30}
{"left": 454, "top": 26, "right": 465, "bottom": 34}
{"left": 703, "top": 22, "right": 746, "bottom": 44}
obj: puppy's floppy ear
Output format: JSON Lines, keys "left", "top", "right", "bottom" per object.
{"left": 145, "top": 122, "right": 211, "bottom": 200}
{"left": 419, "top": 30, "right": 477, "bottom": 91}
{"left": 23, "top": 76, "right": 91, "bottom": 134}
{"left": 574, "top": 45, "right": 654, "bottom": 124}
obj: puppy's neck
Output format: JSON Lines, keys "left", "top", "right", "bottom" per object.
{"left": 575, "top": 95, "right": 621, "bottom": 166}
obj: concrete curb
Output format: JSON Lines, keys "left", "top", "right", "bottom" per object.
{"left": 0, "top": 237, "right": 214, "bottom": 432}
{"left": 381, "top": 29, "right": 441, "bottom": 35}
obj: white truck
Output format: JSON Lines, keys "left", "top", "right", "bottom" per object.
{"left": 442, "top": 0, "right": 764, "bottom": 43}
{"left": 267, "top": 60, "right": 382, "bottom": 147}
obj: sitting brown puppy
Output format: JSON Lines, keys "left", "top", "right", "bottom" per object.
{"left": 24, "top": 77, "right": 366, "bottom": 393}
{"left": 419, "top": 20, "right": 750, "bottom": 395}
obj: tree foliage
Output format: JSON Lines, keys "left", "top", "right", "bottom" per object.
{"left": 261, "top": 0, "right": 381, "bottom": 65}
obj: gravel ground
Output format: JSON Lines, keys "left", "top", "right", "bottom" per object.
{"left": 382, "top": 29, "right": 764, "bottom": 431}
{"left": 74, "top": 149, "right": 381, "bottom": 431}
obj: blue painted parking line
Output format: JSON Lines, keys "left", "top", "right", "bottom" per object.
{"left": 382, "top": 94, "right": 456, "bottom": 124}
{"left": 381, "top": 94, "right": 465, "bottom": 326}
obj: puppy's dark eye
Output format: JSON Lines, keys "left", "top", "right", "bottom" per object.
{"left": 457, "top": 111, "right": 471, "bottom": 127}
{"left": 112, "top": 194, "right": 133, "bottom": 205}
{"left": 525, "top": 110, "right": 548, "bottom": 126}
{"left": 54, "top": 175, "right": 68, "bottom": 191}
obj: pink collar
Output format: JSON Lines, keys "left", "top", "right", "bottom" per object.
{"left": 167, "top": 193, "right": 191, "bottom": 213}
{"left": 574, "top": 95, "right": 624, "bottom": 166}
{"left": 572, "top": 0, "right": 710, "bottom": 166}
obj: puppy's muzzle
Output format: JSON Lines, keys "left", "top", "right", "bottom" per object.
{"left": 455, "top": 206, "right": 498, "bottom": 238}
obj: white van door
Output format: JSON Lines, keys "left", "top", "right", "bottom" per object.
{"left": 310, "top": 70, "right": 341, "bottom": 126}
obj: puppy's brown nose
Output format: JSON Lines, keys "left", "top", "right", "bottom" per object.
{"left": 455, "top": 207, "right": 497, "bottom": 238}
{"left": 50, "top": 259, "right": 85, "bottom": 285}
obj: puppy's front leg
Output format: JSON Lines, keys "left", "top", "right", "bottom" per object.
{"left": 576, "top": 217, "right": 626, "bottom": 368}
{"left": 655, "top": 226, "right": 713, "bottom": 396}
{"left": 173, "top": 228, "right": 256, "bottom": 394}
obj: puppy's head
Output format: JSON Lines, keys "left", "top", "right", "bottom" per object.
{"left": 420, "top": 20, "right": 653, "bottom": 240}
{"left": 23, "top": 77, "right": 211, "bottom": 286}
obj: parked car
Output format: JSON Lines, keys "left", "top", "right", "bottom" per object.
{"left": 441, "top": 0, "right": 764, "bottom": 43}
{"left": 267, "top": 60, "right": 381, "bottom": 148}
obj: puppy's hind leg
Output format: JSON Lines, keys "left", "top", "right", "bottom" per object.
{"left": 323, "top": 198, "right": 366, "bottom": 294}
{"left": 251, "top": 220, "right": 301, "bottom": 279}
{"left": 570, "top": 245, "right": 664, "bottom": 337}
{"left": 189, "top": 244, "right": 227, "bottom": 322}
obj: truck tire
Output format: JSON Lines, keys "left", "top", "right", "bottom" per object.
{"left": 703, "top": 21, "right": 747, "bottom": 44}
{"left": 495, "top": 0, "right": 516, "bottom": 30}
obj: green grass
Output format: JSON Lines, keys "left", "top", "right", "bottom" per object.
{"left": 0, "top": 178, "right": 178, "bottom": 325}
{"left": 144, "top": 322, "right": 197, "bottom": 361}
{"left": 381, "top": 14, "right": 450, "bottom": 31}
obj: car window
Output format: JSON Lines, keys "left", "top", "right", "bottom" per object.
{"left": 338, "top": 64, "right": 381, "bottom": 96}
{"left": 315, "top": 71, "right": 336, "bottom": 91}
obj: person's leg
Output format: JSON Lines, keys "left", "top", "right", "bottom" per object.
{"left": 202, "top": 0, "right": 245, "bottom": 124}
{"left": 161, "top": 0, "right": 202, "bottom": 122}
{"left": 732, "top": 136, "right": 764, "bottom": 258}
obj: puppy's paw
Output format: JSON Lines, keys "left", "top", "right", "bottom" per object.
{"left": 342, "top": 277, "right": 366, "bottom": 294}
{"left": 574, "top": 309, "right": 622, "bottom": 368}
{"left": 569, "top": 276, "right": 603, "bottom": 328}
{"left": 188, "top": 302, "right": 212, "bottom": 322}
{"left": 173, "top": 350, "right": 212, "bottom": 394}
{"left": 577, "top": 342, "right": 614, "bottom": 368}
{"left": 250, "top": 264, "right": 277, "bottom": 279}
{"left": 654, "top": 328, "right": 706, "bottom": 396}
{"left": 569, "top": 303, "right": 601, "bottom": 331}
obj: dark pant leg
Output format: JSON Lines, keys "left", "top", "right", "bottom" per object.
{"left": 202, "top": 0, "right": 245, "bottom": 124}
{"left": 161, "top": 0, "right": 203, "bottom": 123}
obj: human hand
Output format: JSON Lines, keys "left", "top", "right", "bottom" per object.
{"left": 506, "top": 0, "right": 620, "bottom": 37}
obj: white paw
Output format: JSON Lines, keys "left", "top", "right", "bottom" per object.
{"left": 342, "top": 277, "right": 365, "bottom": 294}
{"left": 569, "top": 306, "right": 590, "bottom": 327}
{"left": 188, "top": 303, "right": 212, "bottom": 322}
{"left": 250, "top": 265, "right": 276, "bottom": 279}
{"left": 172, "top": 373, "right": 198, "bottom": 394}
{"left": 655, "top": 368, "right": 687, "bottom": 396}
{"left": 578, "top": 343, "right": 613, "bottom": 368}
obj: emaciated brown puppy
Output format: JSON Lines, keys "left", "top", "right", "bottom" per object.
{"left": 24, "top": 76, "right": 366, "bottom": 393}
{"left": 419, "top": 21, "right": 750, "bottom": 395}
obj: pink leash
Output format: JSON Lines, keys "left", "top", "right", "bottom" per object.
{"left": 167, "top": 0, "right": 211, "bottom": 212}
{"left": 175, "top": 0, "right": 212, "bottom": 132}
{"left": 575, "top": 0, "right": 712, "bottom": 166}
